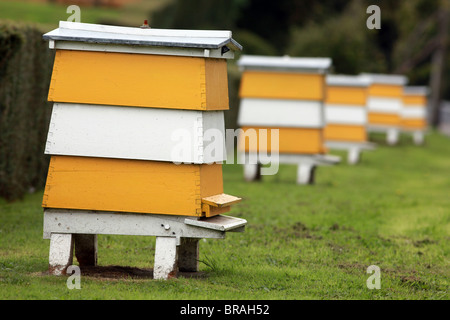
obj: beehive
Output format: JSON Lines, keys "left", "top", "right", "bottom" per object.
{"left": 237, "top": 55, "right": 331, "bottom": 155}
{"left": 402, "top": 86, "right": 428, "bottom": 131}
{"left": 324, "top": 75, "right": 371, "bottom": 143}
{"left": 42, "top": 21, "right": 242, "bottom": 217}
{"left": 360, "top": 73, "right": 408, "bottom": 144}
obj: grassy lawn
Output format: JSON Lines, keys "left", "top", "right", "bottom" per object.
{"left": 0, "top": 130, "right": 449, "bottom": 300}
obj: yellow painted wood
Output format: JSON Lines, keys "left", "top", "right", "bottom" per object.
{"left": 239, "top": 71, "right": 324, "bottom": 100}
{"left": 238, "top": 127, "right": 326, "bottom": 154}
{"left": 324, "top": 124, "right": 367, "bottom": 142}
{"left": 368, "top": 84, "right": 403, "bottom": 97}
{"left": 326, "top": 86, "right": 367, "bottom": 105}
{"left": 402, "top": 119, "right": 426, "bottom": 129}
{"left": 368, "top": 112, "right": 401, "bottom": 125}
{"left": 48, "top": 50, "right": 228, "bottom": 110}
{"left": 202, "top": 194, "right": 242, "bottom": 208}
{"left": 403, "top": 95, "right": 427, "bottom": 106}
{"left": 42, "top": 156, "right": 227, "bottom": 217}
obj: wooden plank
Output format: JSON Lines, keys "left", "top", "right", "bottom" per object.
{"left": 401, "top": 107, "right": 426, "bottom": 119}
{"left": 324, "top": 104, "right": 367, "bottom": 125}
{"left": 368, "top": 84, "right": 403, "bottom": 97}
{"left": 42, "top": 156, "right": 224, "bottom": 217}
{"left": 325, "top": 86, "right": 367, "bottom": 105}
{"left": 45, "top": 103, "right": 226, "bottom": 164}
{"left": 367, "top": 97, "right": 402, "bottom": 114}
{"left": 368, "top": 113, "right": 401, "bottom": 126}
{"left": 184, "top": 214, "right": 247, "bottom": 232}
{"left": 48, "top": 50, "right": 229, "bottom": 110}
{"left": 239, "top": 71, "right": 324, "bottom": 101}
{"left": 202, "top": 194, "right": 242, "bottom": 208}
{"left": 237, "top": 127, "right": 326, "bottom": 154}
{"left": 238, "top": 98, "right": 323, "bottom": 128}
{"left": 324, "top": 124, "right": 367, "bottom": 142}
{"left": 401, "top": 119, "right": 427, "bottom": 129}
{"left": 403, "top": 95, "right": 427, "bottom": 105}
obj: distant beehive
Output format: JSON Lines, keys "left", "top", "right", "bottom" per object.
{"left": 360, "top": 73, "right": 408, "bottom": 145}
{"left": 42, "top": 21, "right": 242, "bottom": 217}
{"left": 324, "top": 75, "right": 375, "bottom": 164}
{"left": 237, "top": 55, "right": 331, "bottom": 154}
{"left": 235, "top": 55, "right": 339, "bottom": 184}
{"left": 401, "top": 86, "right": 429, "bottom": 145}
{"left": 324, "top": 75, "right": 371, "bottom": 143}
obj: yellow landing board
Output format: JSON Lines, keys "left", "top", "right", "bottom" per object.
{"left": 368, "top": 84, "right": 403, "bottom": 98}
{"left": 402, "top": 119, "right": 426, "bottom": 129}
{"left": 48, "top": 50, "right": 229, "bottom": 111}
{"left": 239, "top": 71, "right": 324, "bottom": 101}
{"left": 42, "top": 156, "right": 228, "bottom": 217}
{"left": 368, "top": 112, "right": 401, "bottom": 126}
{"left": 403, "top": 95, "right": 427, "bottom": 106}
{"left": 238, "top": 127, "right": 326, "bottom": 154}
{"left": 326, "top": 87, "right": 367, "bottom": 105}
{"left": 324, "top": 124, "right": 367, "bottom": 142}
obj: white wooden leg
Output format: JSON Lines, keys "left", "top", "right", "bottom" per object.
{"left": 347, "top": 148, "right": 360, "bottom": 165}
{"left": 387, "top": 129, "right": 399, "bottom": 145}
{"left": 49, "top": 233, "right": 73, "bottom": 276}
{"left": 297, "top": 164, "right": 315, "bottom": 185}
{"left": 243, "top": 163, "right": 260, "bottom": 181}
{"left": 74, "top": 234, "right": 97, "bottom": 266}
{"left": 154, "top": 237, "right": 178, "bottom": 280}
{"left": 178, "top": 238, "right": 199, "bottom": 272}
{"left": 413, "top": 131, "right": 424, "bottom": 145}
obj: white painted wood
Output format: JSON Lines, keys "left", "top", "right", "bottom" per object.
{"left": 238, "top": 152, "right": 341, "bottom": 166}
{"left": 243, "top": 163, "right": 260, "bottom": 181}
{"left": 324, "top": 104, "right": 367, "bottom": 125}
{"left": 48, "top": 233, "right": 73, "bottom": 275}
{"left": 238, "top": 98, "right": 324, "bottom": 128}
{"left": 413, "top": 131, "right": 425, "bottom": 145}
{"left": 403, "top": 86, "right": 429, "bottom": 96}
{"left": 297, "top": 164, "right": 315, "bottom": 184}
{"left": 347, "top": 147, "right": 361, "bottom": 165}
{"left": 367, "top": 97, "right": 402, "bottom": 114}
{"left": 154, "top": 237, "right": 178, "bottom": 280}
{"left": 386, "top": 128, "right": 400, "bottom": 145}
{"left": 360, "top": 73, "right": 408, "bottom": 86}
{"left": 53, "top": 41, "right": 235, "bottom": 59}
{"left": 184, "top": 215, "right": 247, "bottom": 232}
{"left": 238, "top": 55, "right": 332, "bottom": 73}
{"left": 401, "top": 107, "right": 427, "bottom": 119}
{"left": 326, "top": 74, "right": 370, "bottom": 87}
{"left": 45, "top": 103, "right": 226, "bottom": 164}
{"left": 43, "top": 209, "right": 228, "bottom": 240}
{"left": 325, "top": 140, "right": 376, "bottom": 151}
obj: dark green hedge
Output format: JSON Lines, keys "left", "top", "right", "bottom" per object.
{"left": 0, "top": 21, "right": 54, "bottom": 201}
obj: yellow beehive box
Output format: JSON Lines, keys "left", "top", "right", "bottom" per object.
{"left": 237, "top": 55, "right": 331, "bottom": 155}
{"left": 324, "top": 75, "right": 371, "bottom": 143}
{"left": 402, "top": 86, "right": 428, "bottom": 130}
{"left": 42, "top": 21, "right": 242, "bottom": 217}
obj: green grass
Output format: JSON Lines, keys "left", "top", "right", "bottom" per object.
{"left": 0, "top": 131, "right": 449, "bottom": 299}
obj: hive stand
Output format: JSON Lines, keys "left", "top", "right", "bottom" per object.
{"left": 240, "top": 153, "right": 340, "bottom": 185}
{"left": 44, "top": 209, "right": 246, "bottom": 279}
{"left": 325, "top": 141, "right": 376, "bottom": 165}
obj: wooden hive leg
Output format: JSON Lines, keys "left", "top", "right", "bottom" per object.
{"left": 297, "top": 163, "right": 316, "bottom": 185}
{"left": 386, "top": 129, "right": 399, "bottom": 145}
{"left": 178, "top": 238, "right": 199, "bottom": 272}
{"left": 74, "top": 234, "right": 98, "bottom": 267}
{"left": 49, "top": 233, "right": 74, "bottom": 275}
{"left": 154, "top": 237, "right": 179, "bottom": 280}
{"left": 347, "top": 147, "right": 361, "bottom": 165}
{"left": 413, "top": 131, "right": 424, "bottom": 145}
{"left": 243, "top": 163, "right": 261, "bottom": 181}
